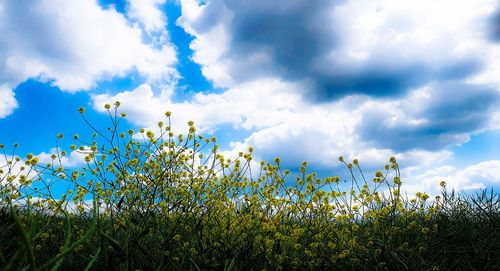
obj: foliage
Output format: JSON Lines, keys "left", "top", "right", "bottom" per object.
{"left": 1, "top": 103, "right": 499, "bottom": 270}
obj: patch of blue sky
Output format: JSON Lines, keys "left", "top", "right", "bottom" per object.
{"left": 0, "top": 80, "right": 133, "bottom": 157}
{"left": 208, "top": 123, "right": 254, "bottom": 151}
{"left": 97, "top": 0, "right": 127, "bottom": 13}
{"left": 162, "top": 2, "right": 217, "bottom": 102}
{"left": 449, "top": 130, "right": 500, "bottom": 168}
{"left": 91, "top": 70, "right": 144, "bottom": 96}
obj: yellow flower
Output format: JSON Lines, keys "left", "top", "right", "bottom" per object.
{"left": 40, "top": 232, "right": 50, "bottom": 241}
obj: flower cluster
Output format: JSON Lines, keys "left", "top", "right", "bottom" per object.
{"left": 0, "top": 103, "right": 498, "bottom": 270}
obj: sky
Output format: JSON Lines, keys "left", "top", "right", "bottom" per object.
{"left": 1, "top": 0, "right": 500, "bottom": 195}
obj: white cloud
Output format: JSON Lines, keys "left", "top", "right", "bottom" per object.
{"left": 0, "top": 154, "right": 40, "bottom": 188}
{"left": 127, "top": 0, "right": 167, "bottom": 33}
{"left": 331, "top": 0, "right": 494, "bottom": 62}
{"left": 177, "top": 0, "right": 498, "bottom": 95}
{"left": 0, "top": 0, "right": 177, "bottom": 117}
{"left": 401, "top": 160, "right": 500, "bottom": 196}
{"left": 36, "top": 148, "right": 87, "bottom": 169}
{"left": 90, "top": 0, "right": 500, "bottom": 194}
{"left": 177, "top": 0, "right": 234, "bottom": 87}
{"left": 92, "top": 78, "right": 304, "bottom": 132}
{"left": 0, "top": 85, "right": 17, "bottom": 118}
{"left": 90, "top": 81, "right": 459, "bottom": 172}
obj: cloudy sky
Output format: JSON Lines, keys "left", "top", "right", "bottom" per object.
{"left": 1, "top": 0, "right": 500, "bottom": 195}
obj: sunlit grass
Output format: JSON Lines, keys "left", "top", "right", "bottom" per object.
{"left": 1, "top": 102, "right": 498, "bottom": 270}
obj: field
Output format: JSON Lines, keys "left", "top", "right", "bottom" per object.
{"left": 1, "top": 103, "right": 499, "bottom": 270}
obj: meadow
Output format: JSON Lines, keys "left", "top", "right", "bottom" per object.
{"left": 1, "top": 102, "right": 498, "bottom": 270}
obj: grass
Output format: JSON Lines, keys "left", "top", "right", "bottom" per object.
{"left": 0, "top": 102, "right": 499, "bottom": 270}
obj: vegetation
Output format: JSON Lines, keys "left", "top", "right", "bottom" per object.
{"left": 1, "top": 102, "right": 498, "bottom": 270}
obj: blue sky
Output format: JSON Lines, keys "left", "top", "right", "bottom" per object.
{"left": 1, "top": 0, "right": 500, "bottom": 195}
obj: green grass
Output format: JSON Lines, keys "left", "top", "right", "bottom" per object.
{"left": 1, "top": 103, "right": 499, "bottom": 270}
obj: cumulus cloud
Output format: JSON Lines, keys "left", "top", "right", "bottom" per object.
{"left": 91, "top": 81, "right": 459, "bottom": 172}
{"left": 358, "top": 82, "right": 500, "bottom": 151}
{"left": 90, "top": 0, "right": 500, "bottom": 193}
{"left": 127, "top": 0, "right": 167, "bottom": 33}
{"left": 402, "top": 160, "right": 500, "bottom": 195}
{"left": 36, "top": 148, "right": 88, "bottom": 169}
{"left": 0, "top": 84, "right": 17, "bottom": 118}
{"left": 0, "top": 0, "right": 177, "bottom": 118}
{"left": 91, "top": 78, "right": 304, "bottom": 132}
{"left": 178, "top": 0, "right": 496, "bottom": 99}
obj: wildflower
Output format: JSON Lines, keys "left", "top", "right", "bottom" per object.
{"left": 40, "top": 232, "right": 50, "bottom": 241}
{"left": 104, "top": 103, "right": 111, "bottom": 110}
{"left": 393, "top": 176, "right": 401, "bottom": 185}
{"left": 30, "top": 157, "right": 39, "bottom": 165}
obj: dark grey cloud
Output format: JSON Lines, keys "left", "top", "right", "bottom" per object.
{"left": 184, "top": 0, "right": 486, "bottom": 101}
{"left": 311, "top": 58, "right": 481, "bottom": 100}
{"left": 227, "top": 0, "right": 336, "bottom": 80}
{"left": 358, "top": 81, "right": 500, "bottom": 151}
